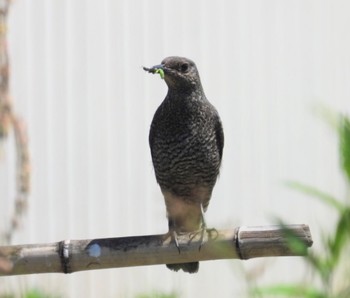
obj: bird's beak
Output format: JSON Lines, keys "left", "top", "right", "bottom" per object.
{"left": 143, "top": 64, "right": 164, "bottom": 74}
{"left": 143, "top": 64, "right": 165, "bottom": 79}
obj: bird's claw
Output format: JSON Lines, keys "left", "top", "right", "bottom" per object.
{"left": 198, "top": 228, "right": 205, "bottom": 251}
{"left": 198, "top": 203, "right": 207, "bottom": 251}
{"left": 206, "top": 227, "right": 219, "bottom": 240}
{"left": 171, "top": 230, "right": 181, "bottom": 254}
{"left": 188, "top": 227, "right": 206, "bottom": 251}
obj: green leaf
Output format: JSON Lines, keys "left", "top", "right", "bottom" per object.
{"left": 273, "top": 219, "right": 330, "bottom": 281}
{"left": 305, "top": 251, "right": 331, "bottom": 282}
{"left": 285, "top": 181, "right": 345, "bottom": 212}
{"left": 313, "top": 104, "right": 339, "bottom": 131}
{"left": 328, "top": 208, "right": 350, "bottom": 265}
{"left": 338, "top": 115, "right": 350, "bottom": 183}
{"left": 278, "top": 222, "right": 309, "bottom": 256}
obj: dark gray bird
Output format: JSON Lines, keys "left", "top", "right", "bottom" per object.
{"left": 144, "top": 56, "right": 224, "bottom": 273}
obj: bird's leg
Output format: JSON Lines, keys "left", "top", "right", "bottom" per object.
{"left": 188, "top": 203, "right": 207, "bottom": 250}
{"left": 198, "top": 203, "right": 207, "bottom": 251}
{"left": 168, "top": 219, "right": 181, "bottom": 254}
{"left": 171, "top": 230, "right": 181, "bottom": 254}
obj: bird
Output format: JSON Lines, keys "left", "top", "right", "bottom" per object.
{"left": 144, "top": 56, "right": 224, "bottom": 273}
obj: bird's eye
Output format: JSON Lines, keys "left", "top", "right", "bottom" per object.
{"left": 180, "top": 63, "right": 189, "bottom": 73}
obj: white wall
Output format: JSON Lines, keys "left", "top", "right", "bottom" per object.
{"left": 1, "top": 0, "right": 350, "bottom": 297}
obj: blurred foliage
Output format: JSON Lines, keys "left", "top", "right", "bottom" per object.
{"left": 251, "top": 112, "right": 350, "bottom": 298}
{"left": 135, "top": 291, "right": 178, "bottom": 298}
{"left": 0, "top": 288, "right": 60, "bottom": 298}
{"left": 24, "top": 289, "right": 60, "bottom": 298}
{"left": 339, "top": 116, "right": 350, "bottom": 183}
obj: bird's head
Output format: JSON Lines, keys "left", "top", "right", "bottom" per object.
{"left": 144, "top": 56, "right": 202, "bottom": 92}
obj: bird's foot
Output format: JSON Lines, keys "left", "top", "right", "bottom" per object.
{"left": 206, "top": 227, "right": 219, "bottom": 240}
{"left": 170, "top": 230, "right": 181, "bottom": 254}
{"left": 198, "top": 226, "right": 205, "bottom": 251}
{"left": 188, "top": 227, "right": 218, "bottom": 251}
{"left": 188, "top": 226, "right": 206, "bottom": 251}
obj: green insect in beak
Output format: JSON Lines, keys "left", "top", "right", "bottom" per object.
{"left": 155, "top": 68, "right": 165, "bottom": 80}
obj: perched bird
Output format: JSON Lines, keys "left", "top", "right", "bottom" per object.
{"left": 144, "top": 56, "right": 224, "bottom": 273}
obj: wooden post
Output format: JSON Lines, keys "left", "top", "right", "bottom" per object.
{"left": 0, "top": 224, "right": 312, "bottom": 276}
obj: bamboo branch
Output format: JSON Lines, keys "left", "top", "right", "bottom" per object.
{"left": 0, "top": 224, "right": 313, "bottom": 276}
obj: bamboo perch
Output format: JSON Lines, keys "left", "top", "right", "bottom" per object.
{"left": 0, "top": 224, "right": 312, "bottom": 276}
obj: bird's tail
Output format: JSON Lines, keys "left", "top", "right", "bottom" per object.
{"left": 166, "top": 262, "right": 199, "bottom": 273}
